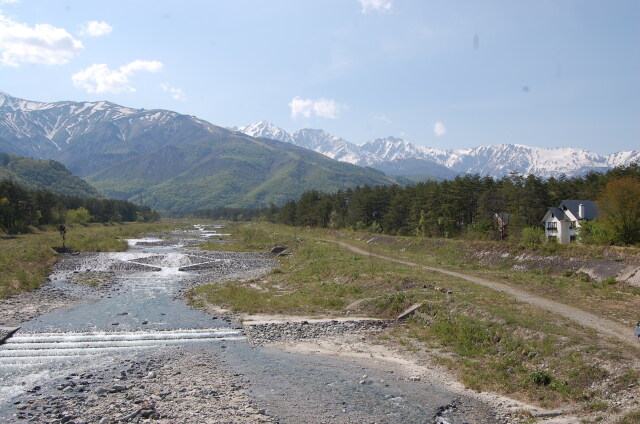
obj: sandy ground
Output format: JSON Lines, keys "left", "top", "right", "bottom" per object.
{"left": 240, "top": 315, "right": 582, "bottom": 424}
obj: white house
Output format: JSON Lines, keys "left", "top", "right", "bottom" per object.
{"left": 541, "top": 200, "right": 598, "bottom": 243}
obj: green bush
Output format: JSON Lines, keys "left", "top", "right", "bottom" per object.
{"left": 530, "top": 370, "right": 553, "bottom": 386}
{"left": 520, "top": 227, "right": 545, "bottom": 248}
{"left": 67, "top": 207, "right": 93, "bottom": 224}
{"left": 579, "top": 220, "right": 613, "bottom": 245}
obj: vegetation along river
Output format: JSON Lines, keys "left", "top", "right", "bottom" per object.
{"left": 0, "top": 225, "right": 503, "bottom": 423}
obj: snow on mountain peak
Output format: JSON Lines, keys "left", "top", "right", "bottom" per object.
{"left": 236, "top": 121, "right": 639, "bottom": 179}
{"left": 236, "top": 121, "right": 294, "bottom": 144}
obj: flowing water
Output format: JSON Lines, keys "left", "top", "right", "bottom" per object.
{"left": 0, "top": 226, "right": 242, "bottom": 409}
{"left": 0, "top": 226, "right": 500, "bottom": 423}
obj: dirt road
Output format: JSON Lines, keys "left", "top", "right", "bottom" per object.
{"left": 335, "top": 240, "right": 640, "bottom": 350}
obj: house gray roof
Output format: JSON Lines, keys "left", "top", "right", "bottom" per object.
{"left": 542, "top": 200, "right": 598, "bottom": 222}
{"left": 559, "top": 200, "right": 598, "bottom": 220}
{"left": 546, "top": 207, "right": 568, "bottom": 221}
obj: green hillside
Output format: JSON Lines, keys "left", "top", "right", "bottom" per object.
{"left": 86, "top": 132, "right": 403, "bottom": 211}
{"left": 0, "top": 152, "right": 101, "bottom": 198}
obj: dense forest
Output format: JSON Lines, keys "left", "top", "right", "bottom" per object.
{"left": 192, "top": 164, "right": 640, "bottom": 244}
{"left": 0, "top": 152, "right": 101, "bottom": 198}
{"left": 0, "top": 180, "right": 160, "bottom": 233}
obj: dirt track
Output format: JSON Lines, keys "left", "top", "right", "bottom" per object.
{"left": 335, "top": 241, "right": 640, "bottom": 350}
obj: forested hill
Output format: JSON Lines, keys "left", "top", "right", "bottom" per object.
{"left": 0, "top": 179, "right": 159, "bottom": 233}
{"left": 0, "top": 152, "right": 100, "bottom": 198}
{"left": 208, "top": 164, "right": 640, "bottom": 244}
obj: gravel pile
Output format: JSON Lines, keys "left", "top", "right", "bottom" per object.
{"left": 0, "top": 285, "right": 80, "bottom": 327}
{"left": 52, "top": 253, "right": 163, "bottom": 273}
{"left": 6, "top": 348, "right": 277, "bottom": 424}
{"left": 244, "top": 319, "right": 391, "bottom": 346}
{"left": 179, "top": 251, "right": 276, "bottom": 294}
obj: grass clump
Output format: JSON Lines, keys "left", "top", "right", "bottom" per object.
{"left": 616, "top": 410, "right": 640, "bottom": 424}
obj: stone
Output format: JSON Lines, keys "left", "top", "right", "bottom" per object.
{"left": 270, "top": 246, "right": 287, "bottom": 255}
{"left": 110, "top": 384, "right": 127, "bottom": 393}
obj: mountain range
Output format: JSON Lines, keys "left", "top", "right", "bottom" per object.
{"left": 236, "top": 121, "right": 640, "bottom": 179}
{"left": 0, "top": 92, "right": 401, "bottom": 211}
{"left": 1, "top": 90, "right": 638, "bottom": 212}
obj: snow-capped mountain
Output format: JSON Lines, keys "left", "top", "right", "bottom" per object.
{"left": 236, "top": 121, "right": 640, "bottom": 179}
{"left": 236, "top": 120, "right": 294, "bottom": 144}
{"left": 0, "top": 91, "right": 226, "bottom": 176}
{"left": 234, "top": 121, "right": 377, "bottom": 164}
{"left": 0, "top": 92, "right": 400, "bottom": 211}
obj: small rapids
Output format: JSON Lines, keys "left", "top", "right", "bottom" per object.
{"left": 0, "top": 225, "right": 242, "bottom": 369}
{"left": 0, "top": 328, "right": 244, "bottom": 365}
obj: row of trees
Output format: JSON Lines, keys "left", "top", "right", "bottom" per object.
{"left": 260, "top": 165, "right": 639, "bottom": 245}
{"left": 0, "top": 180, "right": 160, "bottom": 233}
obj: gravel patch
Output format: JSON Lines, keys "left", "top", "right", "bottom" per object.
{"left": 0, "top": 284, "right": 81, "bottom": 327}
{"left": 4, "top": 347, "right": 277, "bottom": 423}
{"left": 245, "top": 319, "right": 391, "bottom": 346}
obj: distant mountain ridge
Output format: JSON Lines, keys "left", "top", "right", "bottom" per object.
{"left": 0, "top": 92, "right": 402, "bottom": 211}
{"left": 236, "top": 121, "right": 640, "bottom": 179}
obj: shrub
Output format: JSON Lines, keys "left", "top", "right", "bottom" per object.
{"left": 67, "top": 207, "right": 92, "bottom": 224}
{"left": 579, "top": 220, "right": 613, "bottom": 245}
{"left": 530, "top": 370, "right": 553, "bottom": 386}
{"left": 520, "top": 227, "right": 545, "bottom": 248}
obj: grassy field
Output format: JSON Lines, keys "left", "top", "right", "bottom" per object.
{"left": 191, "top": 222, "right": 640, "bottom": 419}
{"left": 0, "top": 221, "right": 179, "bottom": 298}
{"left": 340, "top": 234, "right": 640, "bottom": 328}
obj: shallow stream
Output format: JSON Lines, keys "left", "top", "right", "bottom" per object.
{"left": 0, "top": 226, "right": 500, "bottom": 423}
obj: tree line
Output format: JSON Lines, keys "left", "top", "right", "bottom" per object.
{"left": 0, "top": 180, "right": 160, "bottom": 233}
{"left": 193, "top": 164, "right": 639, "bottom": 245}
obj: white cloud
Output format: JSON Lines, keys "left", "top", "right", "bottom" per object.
{"left": 358, "top": 0, "right": 393, "bottom": 14}
{"left": 160, "top": 83, "right": 186, "bottom": 101}
{"left": 79, "top": 21, "right": 112, "bottom": 37}
{"left": 72, "top": 60, "right": 163, "bottom": 94}
{"left": 434, "top": 121, "right": 446, "bottom": 137}
{"left": 289, "top": 96, "right": 342, "bottom": 119}
{"left": 374, "top": 114, "right": 392, "bottom": 124}
{"left": 0, "top": 12, "right": 83, "bottom": 66}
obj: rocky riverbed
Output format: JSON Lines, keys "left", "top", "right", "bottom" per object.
{"left": 0, "top": 227, "right": 548, "bottom": 424}
{"left": 8, "top": 347, "right": 277, "bottom": 423}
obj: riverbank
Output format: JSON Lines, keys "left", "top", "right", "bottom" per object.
{"left": 191, "top": 222, "right": 640, "bottom": 423}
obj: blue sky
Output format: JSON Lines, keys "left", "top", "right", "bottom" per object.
{"left": 1, "top": 0, "right": 638, "bottom": 154}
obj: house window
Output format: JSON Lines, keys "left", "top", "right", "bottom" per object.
{"left": 570, "top": 235, "right": 576, "bottom": 242}
{"left": 569, "top": 221, "right": 577, "bottom": 229}
{"left": 547, "top": 222, "right": 557, "bottom": 231}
